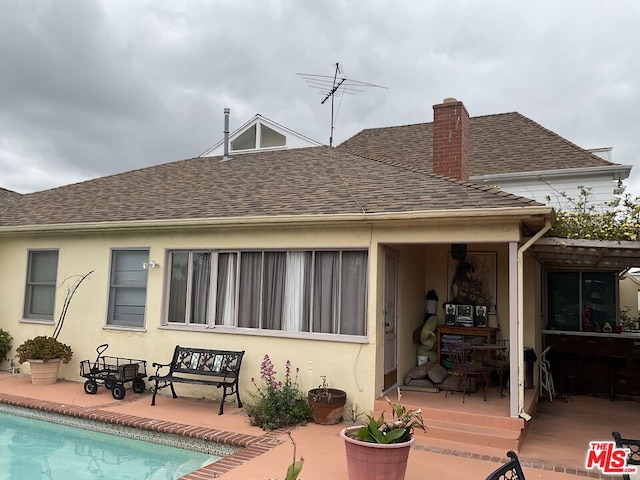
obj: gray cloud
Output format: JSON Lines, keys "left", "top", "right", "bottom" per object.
{"left": 1, "top": 0, "right": 638, "bottom": 196}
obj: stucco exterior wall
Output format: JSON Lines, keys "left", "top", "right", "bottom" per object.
{"left": 0, "top": 218, "right": 525, "bottom": 413}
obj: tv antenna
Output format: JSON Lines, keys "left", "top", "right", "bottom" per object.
{"left": 297, "top": 62, "right": 386, "bottom": 146}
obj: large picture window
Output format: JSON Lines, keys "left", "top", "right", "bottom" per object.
{"left": 107, "top": 249, "right": 149, "bottom": 327}
{"left": 166, "top": 249, "right": 367, "bottom": 336}
{"left": 547, "top": 271, "right": 616, "bottom": 332}
{"left": 24, "top": 250, "right": 59, "bottom": 320}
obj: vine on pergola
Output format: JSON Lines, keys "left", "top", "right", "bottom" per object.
{"left": 544, "top": 184, "right": 640, "bottom": 241}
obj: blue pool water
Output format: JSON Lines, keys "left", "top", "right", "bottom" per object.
{"left": 0, "top": 411, "right": 221, "bottom": 479}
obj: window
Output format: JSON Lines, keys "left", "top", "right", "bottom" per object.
{"left": 230, "top": 122, "right": 286, "bottom": 151}
{"left": 107, "top": 250, "right": 149, "bottom": 327}
{"left": 24, "top": 250, "right": 59, "bottom": 320}
{"left": 166, "top": 249, "right": 367, "bottom": 336}
{"left": 547, "top": 271, "right": 616, "bottom": 331}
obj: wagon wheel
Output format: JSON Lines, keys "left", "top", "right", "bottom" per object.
{"left": 84, "top": 379, "right": 98, "bottom": 395}
{"left": 132, "top": 377, "right": 146, "bottom": 394}
{"left": 111, "top": 384, "right": 126, "bottom": 400}
{"left": 104, "top": 375, "right": 117, "bottom": 390}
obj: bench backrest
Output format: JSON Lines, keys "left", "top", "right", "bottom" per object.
{"left": 170, "top": 346, "right": 244, "bottom": 379}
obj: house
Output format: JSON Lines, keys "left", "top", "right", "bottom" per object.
{"left": 0, "top": 98, "right": 636, "bottom": 429}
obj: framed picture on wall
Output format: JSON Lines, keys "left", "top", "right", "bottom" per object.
{"left": 447, "top": 251, "right": 497, "bottom": 314}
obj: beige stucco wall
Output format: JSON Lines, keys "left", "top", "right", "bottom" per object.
{"left": 0, "top": 217, "right": 528, "bottom": 413}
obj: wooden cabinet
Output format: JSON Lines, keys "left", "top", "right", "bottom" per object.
{"left": 436, "top": 325, "right": 497, "bottom": 363}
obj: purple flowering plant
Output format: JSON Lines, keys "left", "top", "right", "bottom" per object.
{"left": 245, "top": 354, "right": 312, "bottom": 430}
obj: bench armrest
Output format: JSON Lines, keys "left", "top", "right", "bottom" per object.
{"left": 151, "top": 361, "right": 172, "bottom": 377}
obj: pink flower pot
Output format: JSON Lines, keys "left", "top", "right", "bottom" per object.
{"left": 340, "top": 426, "right": 414, "bottom": 480}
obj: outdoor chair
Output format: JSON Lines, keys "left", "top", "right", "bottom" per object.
{"left": 539, "top": 346, "right": 555, "bottom": 402}
{"left": 482, "top": 339, "right": 509, "bottom": 398}
{"left": 446, "top": 343, "right": 490, "bottom": 403}
{"left": 612, "top": 431, "right": 640, "bottom": 480}
{"left": 485, "top": 450, "right": 526, "bottom": 480}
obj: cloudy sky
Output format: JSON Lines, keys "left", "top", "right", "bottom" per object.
{"left": 1, "top": 0, "right": 639, "bottom": 196}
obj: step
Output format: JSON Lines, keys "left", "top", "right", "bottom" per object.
{"left": 373, "top": 400, "right": 524, "bottom": 432}
{"left": 414, "top": 417, "right": 521, "bottom": 452}
{"left": 373, "top": 398, "right": 526, "bottom": 453}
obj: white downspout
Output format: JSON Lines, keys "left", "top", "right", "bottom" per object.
{"left": 516, "top": 219, "right": 552, "bottom": 420}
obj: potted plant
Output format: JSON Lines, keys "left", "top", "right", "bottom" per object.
{"left": 0, "top": 328, "right": 12, "bottom": 364}
{"left": 16, "top": 335, "right": 73, "bottom": 385}
{"left": 339, "top": 394, "right": 427, "bottom": 480}
{"left": 308, "top": 375, "right": 347, "bottom": 425}
{"left": 620, "top": 307, "right": 639, "bottom": 331}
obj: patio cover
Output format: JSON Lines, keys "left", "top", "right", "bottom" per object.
{"left": 527, "top": 237, "right": 640, "bottom": 272}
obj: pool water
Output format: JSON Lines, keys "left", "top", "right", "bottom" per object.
{"left": 0, "top": 412, "right": 220, "bottom": 479}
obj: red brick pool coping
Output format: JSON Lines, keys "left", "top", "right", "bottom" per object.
{"left": 0, "top": 391, "right": 283, "bottom": 479}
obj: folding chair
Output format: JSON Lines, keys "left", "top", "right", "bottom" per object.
{"left": 539, "top": 346, "right": 555, "bottom": 402}
{"left": 485, "top": 450, "right": 526, "bottom": 480}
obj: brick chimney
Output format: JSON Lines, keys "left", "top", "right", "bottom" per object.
{"left": 432, "top": 97, "right": 469, "bottom": 182}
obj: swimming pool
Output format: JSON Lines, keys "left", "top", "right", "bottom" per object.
{"left": 0, "top": 405, "right": 232, "bottom": 479}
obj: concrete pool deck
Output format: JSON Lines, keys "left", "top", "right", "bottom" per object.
{"left": 0, "top": 371, "right": 637, "bottom": 479}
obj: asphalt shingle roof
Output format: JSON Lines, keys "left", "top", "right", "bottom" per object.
{"left": 0, "top": 188, "right": 20, "bottom": 216}
{"left": 0, "top": 147, "right": 543, "bottom": 228}
{"left": 339, "top": 112, "right": 615, "bottom": 176}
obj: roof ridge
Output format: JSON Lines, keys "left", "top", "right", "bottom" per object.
{"left": 343, "top": 111, "right": 521, "bottom": 138}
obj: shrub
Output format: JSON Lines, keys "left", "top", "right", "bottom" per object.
{"left": 16, "top": 336, "right": 73, "bottom": 364}
{"left": 0, "top": 329, "right": 12, "bottom": 360}
{"left": 245, "top": 354, "right": 312, "bottom": 430}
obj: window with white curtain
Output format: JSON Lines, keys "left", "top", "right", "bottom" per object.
{"left": 107, "top": 249, "right": 149, "bottom": 327}
{"left": 166, "top": 249, "right": 367, "bottom": 336}
{"left": 24, "top": 249, "right": 59, "bottom": 320}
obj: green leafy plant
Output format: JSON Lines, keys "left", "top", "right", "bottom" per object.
{"left": 283, "top": 432, "right": 304, "bottom": 480}
{"left": 351, "top": 395, "right": 426, "bottom": 444}
{"left": 0, "top": 329, "right": 12, "bottom": 360}
{"left": 620, "top": 306, "right": 639, "bottom": 331}
{"left": 16, "top": 335, "right": 73, "bottom": 363}
{"left": 245, "top": 354, "right": 312, "bottom": 431}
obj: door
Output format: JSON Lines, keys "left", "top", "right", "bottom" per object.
{"left": 383, "top": 249, "right": 399, "bottom": 391}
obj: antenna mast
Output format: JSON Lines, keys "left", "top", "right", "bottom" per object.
{"left": 298, "top": 63, "right": 386, "bottom": 147}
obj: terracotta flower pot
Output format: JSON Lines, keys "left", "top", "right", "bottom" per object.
{"left": 308, "top": 388, "right": 347, "bottom": 425}
{"left": 340, "top": 426, "right": 414, "bottom": 480}
{"left": 28, "top": 358, "right": 62, "bottom": 385}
